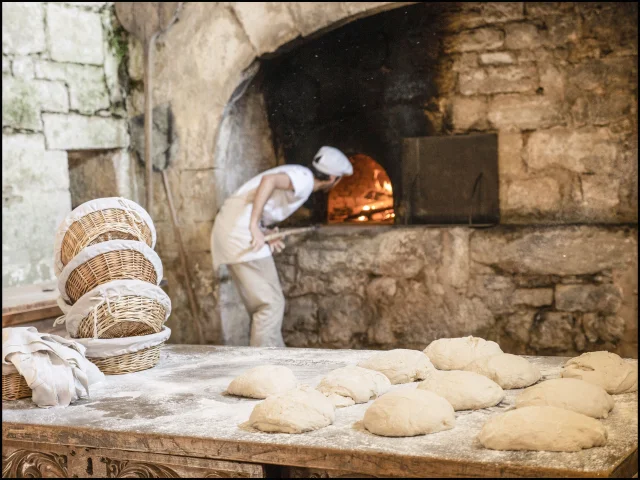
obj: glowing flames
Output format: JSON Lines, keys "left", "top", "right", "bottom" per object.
{"left": 327, "top": 154, "right": 396, "bottom": 224}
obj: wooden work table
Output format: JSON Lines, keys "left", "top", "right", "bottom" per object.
{"left": 2, "top": 346, "right": 638, "bottom": 478}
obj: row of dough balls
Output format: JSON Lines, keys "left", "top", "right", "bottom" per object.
{"left": 226, "top": 336, "right": 637, "bottom": 452}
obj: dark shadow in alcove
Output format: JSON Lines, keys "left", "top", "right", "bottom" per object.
{"left": 259, "top": 2, "right": 449, "bottom": 224}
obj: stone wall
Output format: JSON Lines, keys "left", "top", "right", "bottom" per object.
{"left": 438, "top": 2, "right": 638, "bottom": 224}
{"left": 2, "top": 2, "right": 132, "bottom": 286}
{"left": 277, "top": 225, "right": 638, "bottom": 358}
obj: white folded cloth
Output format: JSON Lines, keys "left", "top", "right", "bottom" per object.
{"left": 2, "top": 327, "right": 104, "bottom": 408}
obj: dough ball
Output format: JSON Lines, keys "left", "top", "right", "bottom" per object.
{"left": 562, "top": 351, "right": 638, "bottom": 394}
{"left": 227, "top": 365, "right": 297, "bottom": 399}
{"left": 417, "top": 370, "right": 504, "bottom": 411}
{"left": 464, "top": 354, "right": 540, "bottom": 389}
{"left": 423, "top": 336, "right": 503, "bottom": 370}
{"left": 316, "top": 366, "right": 391, "bottom": 407}
{"left": 516, "top": 378, "right": 614, "bottom": 419}
{"left": 357, "top": 349, "right": 434, "bottom": 384}
{"left": 363, "top": 388, "right": 455, "bottom": 437}
{"left": 478, "top": 406, "right": 608, "bottom": 452}
{"left": 248, "top": 386, "right": 335, "bottom": 434}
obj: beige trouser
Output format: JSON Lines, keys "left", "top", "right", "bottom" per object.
{"left": 227, "top": 256, "right": 286, "bottom": 347}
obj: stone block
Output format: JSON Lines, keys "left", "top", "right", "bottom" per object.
{"left": 34, "top": 61, "right": 109, "bottom": 114}
{"left": 538, "top": 65, "right": 565, "bottom": 102}
{"left": 581, "top": 175, "right": 621, "bottom": 210}
{"left": 318, "top": 294, "right": 367, "bottom": 347}
{"left": 287, "top": 2, "right": 347, "bottom": 37}
{"left": 36, "top": 80, "right": 69, "bottom": 113}
{"left": 2, "top": 57, "right": 11, "bottom": 74}
{"left": 526, "top": 127, "right": 617, "bottom": 174}
{"left": 503, "top": 310, "right": 534, "bottom": 343}
{"left": 127, "top": 37, "right": 144, "bottom": 82}
{"left": 437, "top": 228, "right": 470, "bottom": 289}
{"left": 470, "top": 226, "right": 637, "bottom": 276}
{"left": 543, "top": 15, "right": 581, "bottom": 46}
{"left": 445, "top": 28, "right": 504, "bottom": 53}
{"left": 478, "top": 51, "right": 516, "bottom": 65}
{"left": 283, "top": 295, "right": 318, "bottom": 333}
{"left": 525, "top": 3, "right": 574, "bottom": 17}
{"left": 488, "top": 94, "right": 563, "bottom": 130}
{"left": 451, "top": 53, "right": 478, "bottom": 72}
{"left": 161, "top": 3, "right": 255, "bottom": 101}
{"left": 230, "top": 2, "right": 300, "bottom": 55}
{"left": 2, "top": 134, "right": 69, "bottom": 193}
{"left": 46, "top": 4, "right": 104, "bottom": 65}
{"left": 43, "top": 113, "right": 128, "bottom": 150}
{"left": 64, "top": 2, "right": 108, "bottom": 9}
{"left": 556, "top": 284, "right": 623, "bottom": 314}
{"left": 447, "top": 3, "right": 524, "bottom": 30}
{"left": 570, "top": 91, "right": 636, "bottom": 127}
{"left": 512, "top": 288, "right": 553, "bottom": 306}
{"left": 11, "top": 57, "right": 35, "bottom": 79}
{"left": 298, "top": 248, "right": 350, "bottom": 274}
{"left": 505, "top": 177, "right": 561, "bottom": 214}
{"left": 504, "top": 23, "right": 543, "bottom": 50}
{"left": 581, "top": 312, "right": 626, "bottom": 344}
{"left": 2, "top": 3, "right": 46, "bottom": 55}
{"left": 530, "top": 311, "right": 575, "bottom": 351}
{"left": 342, "top": 2, "right": 398, "bottom": 16}
{"left": 450, "top": 96, "right": 488, "bottom": 131}
{"left": 373, "top": 230, "right": 425, "bottom": 278}
{"left": 327, "top": 271, "right": 368, "bottom": 296}
{"left": 468, "top": 274, "right": 516, "bottom": 315}
{"left": 2, "top": 75, "right": 42, "bottom": 130}
{"left": 459, "top": 65, "right": 538, "bottom": 95}
{"left": 498, "top": 131, "right": 524, "bottom": 177}
{"left": 2, "top": 189, "right": 71, "bottom": 287}
{"left": 367, "top": 277, "right": 397, "bottom": 302}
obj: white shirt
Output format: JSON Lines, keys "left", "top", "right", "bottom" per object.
{"left": 211, "top": 165, "right": 314, "bottom": 269}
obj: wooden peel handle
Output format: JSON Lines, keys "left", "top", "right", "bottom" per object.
{"left": 263, "top": 225, "right": 319, "bottom": 242}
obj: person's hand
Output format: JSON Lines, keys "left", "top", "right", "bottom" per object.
{"left": 265, "top": 227, "right": 285, "bottom": 254}
{"left": 268, "top": 238, "right": 285, "bottom": 253}
{"left": 250, "top": 223, "right": 266, "bottom": 252}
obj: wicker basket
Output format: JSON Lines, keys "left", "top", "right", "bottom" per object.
{"left": 64, "top": 250, "right": 158, "bottom": 304}
{"left": 74, "top": 295, "right": 167, "bottom": 339}
{"left": 2, "top": 372, "right": 31, "bottom": 401}
{"left": 89, "top": 344, "right": 163, "bottom": 375}
{"left": 60, "top": 208, "right": 154, "bottom": 268}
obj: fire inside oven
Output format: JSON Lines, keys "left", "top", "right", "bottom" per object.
{"left": 327, "top": 154, "right": 395, "bottom": 224}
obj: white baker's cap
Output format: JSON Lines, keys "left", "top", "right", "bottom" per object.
{"left": 312, "top": 146, "right": 353, "bottom": 176}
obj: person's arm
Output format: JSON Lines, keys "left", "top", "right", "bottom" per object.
{"left": 249, "top": 173, "right": 294, "bottom": 252}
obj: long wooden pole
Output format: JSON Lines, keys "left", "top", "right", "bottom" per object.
{"left": 161, "top": 170, "right": 206, "bottom": 344}
{"left": 143, "top": 35, "right": 157, "bottom": 213}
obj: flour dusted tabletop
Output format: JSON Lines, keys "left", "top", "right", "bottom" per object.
{"left": 2, "top": 346, "right": 638, "bottom": 478}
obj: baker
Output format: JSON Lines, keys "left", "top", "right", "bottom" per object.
{"left": 211, "top": 146, "right": 353, "bottom": 347}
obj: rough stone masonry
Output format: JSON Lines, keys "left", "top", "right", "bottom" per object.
{"left": 2, "top": 2, "right": 132, "bottom": 287}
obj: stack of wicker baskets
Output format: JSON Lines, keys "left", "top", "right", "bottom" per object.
{"left": 53, "top": 197, "right": 171, "bottom": 376}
